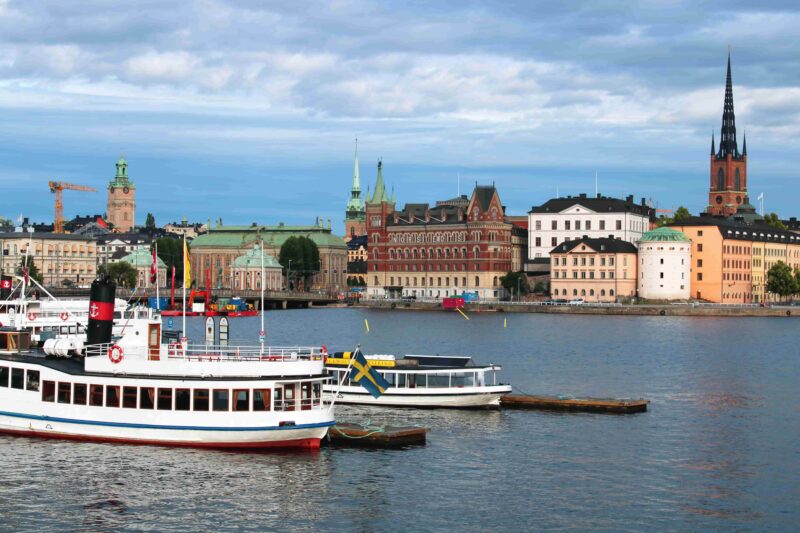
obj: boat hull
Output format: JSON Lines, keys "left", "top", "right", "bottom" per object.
{"left": 323, "top": 386, "right": 511, "bottom": 408}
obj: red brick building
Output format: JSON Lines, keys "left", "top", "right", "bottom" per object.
{"left": 365, "top": 161, "right": 525, "bottom": 300}
{"left": 707, "top": 53, "right": 748, "bottom": 216}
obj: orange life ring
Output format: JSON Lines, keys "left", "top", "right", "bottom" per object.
{"left": 27, "top": 312, "right": 37, "bottom": 321}
{"left": 108, "top": 344, "right": 124, "bottom": 364}
{"left": 60, "top": 312, "right": 69, "bottom": 321}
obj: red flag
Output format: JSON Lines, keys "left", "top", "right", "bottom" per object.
{"left": 150, "top": 247, "right": 157, "bottom": 284}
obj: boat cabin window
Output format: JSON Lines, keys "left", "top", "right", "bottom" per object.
{"left": 397, "top": 373, "right": 405, "bottom": 387}
{"left": 382, "top": 373, "right": 395, "bottom": 385}
{"left": 106, "top": 386, "right": 121, "bottom": 408}
{"left": 273, "top": 388, "right": 284, "bottom": 411}
{"left": 283, "top": 384, "right": 296, "bottom": 411}
{"left": 140, "top": 387, "right": 155, "bottom": 409}
{"left": 232, "top": 389, "right": 249, "bottom": 411}
{"left": 193, "top": 389, "right": 210, "bottom": 411}
{"left": 26, "top": 370, "right": 40, "bottom": 391}
{"left": 175, "top": 389, "right": 191, "bottom": 411}
{"left": 11, "top": 368, "right": 24, "bottom": 389}
{"left": 73, "top": 383, "right": 87, "bottom": 405}
{"left": 58, "top": 382, "right": 71, "bottom": 403}
{"left": 90, "top": 385, "right": 104, "bottom": 406}
{"left": 213, "top": 389, "right": 229, "bottom": 411}
{"left": 42, "top": 380, "right": 56, "bottom": 402}
{"left": 427, "top": 374, "right": 450, "bottom": 388}
{"left": 301, "top": 383, "right": 312, "bottom": 411}
{"left": 157, "top": 388, "right": 173, "bottom": 410}
{"left": 0, "top": 366, "right": 8, "bottom": 387}
{"left": 253, "top": 389, "right": 270, "bottom": 411}
{"left": 123, "top": 386, "right": 137, "bottom": 408}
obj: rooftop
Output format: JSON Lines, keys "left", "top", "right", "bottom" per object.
{"left": 232, "top": 245, "right": 282, "bottom": 269}
{"left": 551, "top": 237, "right": 638, "bottom": 255}
{"left": 530, "top": 193, "right": 655, "bottom": 219}
{"left": 639, "top": 227, "right": 690, "bottom": 243}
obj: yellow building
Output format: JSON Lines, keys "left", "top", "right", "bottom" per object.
{"left": 549, "top": 237, "right": 638, "bottom": 302}
{"left": 0, "top": 232, "right": 97, "bottom": 288}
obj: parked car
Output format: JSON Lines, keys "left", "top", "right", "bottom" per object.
{"left": 568, "top": 298, "right": 585, "bottom": 305}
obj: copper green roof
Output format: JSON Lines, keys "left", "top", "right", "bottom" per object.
{"left": 639, "top": 226, "right": 690, "bottom": 242}
{"left": 190, "top": 224, "right": 346, "bottom": 250}
{"left": 233, "top": 244, "right": 282, "bottom": 268}
{"left": 119, "top": 247, "right": 166, "bottom": 268}
{"left": 108, "top": 155, "right": 135, "bottom": 190}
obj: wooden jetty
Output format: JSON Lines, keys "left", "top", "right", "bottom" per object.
{"left": 500, "top": 394, "right": 649, "bottom": 414}
{"left": 327, "top": 422, "right": 428, "bottom": 447}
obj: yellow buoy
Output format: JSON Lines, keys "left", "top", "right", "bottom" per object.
{"left": 365, "top": 318, "right": 370, "bottom": 332}
{"left": 504, "top": 317, "right": 507, "bottom": 329}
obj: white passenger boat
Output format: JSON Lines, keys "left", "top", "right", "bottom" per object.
{"left": 0, "top": 278, "right": 335, "bottom": 450}
{"left": 323, "top": 353, "right": 512, "bottom": 408}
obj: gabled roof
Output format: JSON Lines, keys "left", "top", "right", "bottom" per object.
{"left": 530, "top": 194, "right": 655, "bottom": 219}
{"left": 473, "top": 186, "right": 497, "bottom": 212}
{"left": 551, "top": 237, "right": 637, "bottom": 255}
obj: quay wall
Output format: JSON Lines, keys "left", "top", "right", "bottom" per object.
{"left": 358, "top": 300, "right": 800, "bottom": 318}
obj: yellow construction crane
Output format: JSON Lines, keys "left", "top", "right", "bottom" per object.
{"left": 48, "top": 181, "right": 97, "bottom": 233}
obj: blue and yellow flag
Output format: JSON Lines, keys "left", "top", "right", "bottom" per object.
{"left": 350, "top": 349, "right": 391, "bottom": 398}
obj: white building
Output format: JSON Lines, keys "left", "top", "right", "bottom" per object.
{"left": 528, "top": 194, "right": 655, "bottom": 260}
{"left": 97, "top": 233, "right": 152, "bottom": 264}
{"left": 637, "top": 227, "right": 691, "bottom": 300}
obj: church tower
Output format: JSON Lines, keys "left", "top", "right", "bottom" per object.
{"left": 344, "top": 139, "right": 366, "bottom": 241}
{"left": 707, "top": 53, "right": 747, "bottom": 216}
{"left": 107, "top": 155, "right": 136, "bottom": 232}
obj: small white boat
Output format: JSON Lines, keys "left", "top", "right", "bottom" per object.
{"left": 323, "top": 353, "right": 512, "bottom": 408}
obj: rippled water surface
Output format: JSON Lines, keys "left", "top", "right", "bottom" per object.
{"left": 2, "top": 309, "right": 799, "bottom": 531}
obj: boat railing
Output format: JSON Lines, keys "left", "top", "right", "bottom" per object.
{"left": 85, "top": 342, "right": 326, "bottom": 362}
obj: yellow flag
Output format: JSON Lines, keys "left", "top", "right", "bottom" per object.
{"left": 183, "top": 239, "right": 191, "bottom": 287}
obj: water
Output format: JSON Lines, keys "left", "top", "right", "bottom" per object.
{"left": 2, "top": 309, "right": 799, "bottom": 531}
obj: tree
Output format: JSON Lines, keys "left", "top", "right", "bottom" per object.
{"left": 673, "top": 206, "right": 691, "bottom": 222}
{"left": 279, "top": 236, "right": 320, "bottom": 291}
{"left": 145, "top": 212, "right": 156, "bottom": 231}
{"left": 500, "top": 271, "right": 530, "bottom": 297}
{"left": 0, "top": 217, "right": 13, "bottom": 232}
{"left": 99, "top": 261, "right": 138, "bottom": 289}
{"left": 766, "top": 261, "right": 797, "bottom": 301}
{"left": 764, "top": 213, "right": 787, "bottom": 230}
{"left": 154, "top": 237, "right": 183, "bottom": 284}
{"left": 16, "top": 257, "right": 43, "bottom": 285}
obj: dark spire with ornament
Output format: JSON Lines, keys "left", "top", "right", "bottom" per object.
{"left": 717, "top": 50, "right": 741, "bottom": 160}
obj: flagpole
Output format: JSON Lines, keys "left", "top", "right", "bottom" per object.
{"left": 182, "top": 234, "right": 187, "bottom": 339}
{"left": 155, "top": 242, "right": 160, "bottom": 309}
{"left": 260, "top": 242, "right": 265, "bottom": 354}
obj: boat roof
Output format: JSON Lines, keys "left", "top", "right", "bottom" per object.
{"left": 404, "top": 355, "right": 473, "bottom": 368}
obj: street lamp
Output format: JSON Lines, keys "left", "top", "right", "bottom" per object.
{"left": 286, "top": 259, "right": 292, "bottom": 291}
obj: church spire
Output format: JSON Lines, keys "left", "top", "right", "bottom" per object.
{"left": 742, "top": 131, "right": 747, "bottom": 156}
{"left": 717, "top": 50, "right": 740, "bottom": 159}
{"left": 345, "top": 138, "right": 364, "bottom": 213}
{"left": 710, "top": 131, "right": 715, "bottom": 155}
{"left": 352, "top": 138, "right": 360, "bottom": 193}
{"left": 369, "top": 159, "right": 388, "bottom": 203}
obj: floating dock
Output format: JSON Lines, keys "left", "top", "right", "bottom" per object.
{"left": 500, "top": 394, "right": 649, "bottom": 414}
{"left": 327, "top": 422, "right": 428, "bottom": 447}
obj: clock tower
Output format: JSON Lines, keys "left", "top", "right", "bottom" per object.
{"left": 107, "top": 155, "right": 136, "bottom": 232}
{"left": 707, "top": 53, "right": 747, "bottom": 216}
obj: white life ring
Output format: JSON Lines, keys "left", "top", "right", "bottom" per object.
{"left": 27, "top": 312, "right": 37, "bottom": 321}
{"left": 60, "top": 312, "right": 69, "bottom": 321}
{"left": 108, "top": 344, "right": 124, "bottom": 364}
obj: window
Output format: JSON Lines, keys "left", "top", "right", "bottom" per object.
{"left": 26, "top": 370, "right": 40, "bottom": 391}
{"left": 551, "top": 220, "right": 557, "bottom": 230}
{"left": 123, "top": 386, "right": 137, "bottom": 408}
{"left": 157, "top": 388, "right": 173, "bottom": 410}
{"left": 616, "top": 220, "right": 622, "bottom": 231}
{"left": 717, "top": 168, "right": 725, "bottom": 190}
{"left": 54, "top": 382, "right": 71, "bottom": 404}
{"left": 697, "top": 259, "right": 703, "bottom": 268}
{"left": 565, "top": 221, "right": 571, "bottom": 230}
{"left": 697, "top": 273, "right": 703, "bottom": 281}
{"left": 0, "top": 366, "right": 7, "bottom": 387}
{"left": 175, "top": 389, "right": 191, "bottom": 410}
{"left": 213, "top": 389, "right": 229, "bottom": 411}
{"left": 698, "top": 243, "right": 703, "bottom": 252}
{"left": 697, "top": 231, "right": 703, "bottom": 237}
{"left": 106, "top": 386, "right": 120, "bottom": 407}
{"left": 90, "top": 385, "right": 104, "bottom": 406}
{"left": 140, "top": 387, "right": 155, "bottom": 409}
{"left": 193, "top": 389, "right": 210, "bottom": 411}
{"left": 233, "top": 389, "right": 250, "bottom": 411}
{"left": 42, "top": 381, "right": 56, "bottom": 402}
{"left": 73, "top": 384, "right": 87, "bottom": 405}
{"left": 575, "top": 221, "right": 581, "bottom": 230}
{"left": 253, "top": 389, "right": 271, "bottom": 411}
{"left": 551, "top": 237, "right": 557, "bottom": 247}
{"left": 535, "top": 220, "right": 541, "bottom": 230}
{"left": 600, "top": 220, "right": 606, "bottom": 230}
{"left": 11, "top": 368, "right": 24, "bottom": 389}
{"left": 535, "top": 237, "right": 541, "bottom": 247}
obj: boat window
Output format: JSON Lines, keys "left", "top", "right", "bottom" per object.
{"left": 193, "top": 389, "right": 210, "bottom": 411}
{"left": 253, "top": 389, "right": 270, "bottom": 411}
{"left": 427, "top": 374, "right": 450, "bottom": 388}
{"left": 90, "top": 385, "right": 104, "bottom": 406}
{"left": 157, "top": 388, "right": 173, "bottom": 410}
{"left": 73, "top": 383, "right": 87, "bottom": 405}
{"left": 397, "top": 374, "right": 405, "bottom": 387}
{"left": 58, "top": 382, "right": 72, "bottom": 404}
{"left": 123, "top": 386, "right": 137, "bottom": 408}
{"left": 283, "top": 384, "right": 296, "bottom": 411}
{"left": 175, "top": 389, "right": 191, "bottom": 411}
{"left": 140, "top": 387, "right": 155, "bottom": 409}
{"left": 212, "top": 389, "right": 229, "bottom": 411}
{"left": 26, "top": 370, "right": 40, "bottom": 391}
{"left": 301, "top": 383, "right": 312, "bottom": 411}
{"left": 42, "top": 380, "right": 56, "bottom": 402}
{"left": 11, "top": 368, "right": 24, "bottom": 389}
{"left": 106, "top": 386, "right": 120, "bottom": 407}
{"left": 313, "top": 383, "right": 321, "bottom": 404}
{"left": 0, "top": 366, "right": 8, "bottom": 387}
{"left": 60, "top": 326, "right": 68, "bottom": 335}
{"left": 383, "top": 373, "right": 395, "bottom": 385}
{"left": 232, "top": 389, "right": 249, "bottom": 411}
{"left": 273, "top": 388, "right": 284, "bottom": 411}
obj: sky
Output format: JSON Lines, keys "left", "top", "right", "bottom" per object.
{"left": 1, "top": 0, "right": 799, "bottom": 234}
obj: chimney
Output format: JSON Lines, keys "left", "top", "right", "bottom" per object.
{"left": 641, "top": 197, "right": 646, "bottom": 206}
{"left": 579, "top": 193, "right": 587, "bottom": 198}
{"left": 626, "top": 195, "right": 634, "bottom": 203}
{"left": 596, "top": 193, "right": 601, "bottom": 198}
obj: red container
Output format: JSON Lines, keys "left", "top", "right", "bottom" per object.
{"left": 442, "top": 297, "right": 465, "bottom": 309}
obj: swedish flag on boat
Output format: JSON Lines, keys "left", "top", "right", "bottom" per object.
{"left": 350, "top": 349, "right": 391, "bottom": 398}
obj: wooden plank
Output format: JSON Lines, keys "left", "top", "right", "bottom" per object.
{"left": 327, "top": 422, "right": 428, "bottom": 447}
{"left": 500, "top": 394, "right": 649, "bottom": 414}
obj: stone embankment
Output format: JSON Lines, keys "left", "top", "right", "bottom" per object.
{"left": 359, "top": 300, "right": 799, "bottom": 317}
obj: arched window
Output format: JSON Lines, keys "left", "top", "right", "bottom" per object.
{"left": 609, "top": 289, "right": 615, "bottom": 296}
{"left": 601, "top": 289, "right": 606, "bottom": 296}
{"left": 475, "top": 276, "right": 480, "bottom": 287}
{"left": 573, "top": 289, "right": 577, "bottom": 296}
{"left": 735, "top": 168, "right": 741, "bottom": 191}
{"left": 581, "top": 289, "right": 586, "bottom": 296}
{"left": 590, "top": 289, "right": 594, "bottom": 296}
{"left": 717, "top": 168, "right": 724, "bottom": 191}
